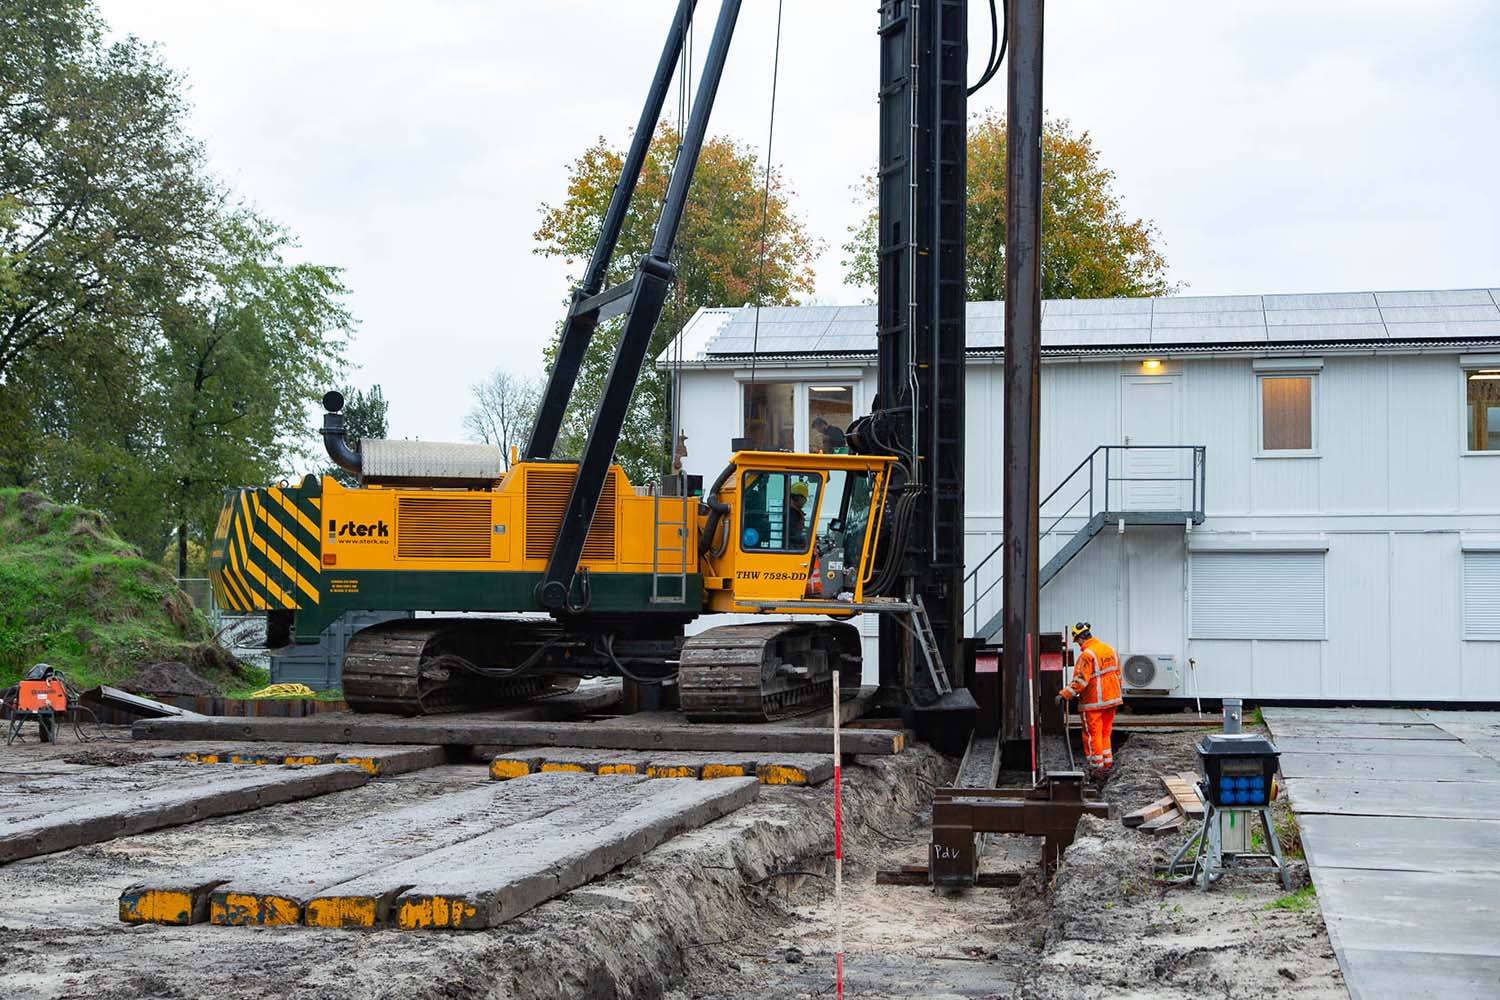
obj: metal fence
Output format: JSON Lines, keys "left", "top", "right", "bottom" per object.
{"left": 175, "top": 577, "right": 220, "bottom": 631}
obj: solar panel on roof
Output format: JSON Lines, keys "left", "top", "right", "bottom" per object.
{"left": 1152, "top": 294, "right": 1263, "bottom": 313}
{"left": 1264, "top": 307, "right": 1384, "bottom": 327}
{"left": 1262, "top": 292, "right": 1378, "bottom": 310}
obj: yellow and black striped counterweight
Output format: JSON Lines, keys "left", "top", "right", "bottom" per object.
{"left": 210, "top": 476, "right": 322, "bottom": 613}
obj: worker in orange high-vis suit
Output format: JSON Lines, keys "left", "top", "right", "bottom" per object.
{"left": 1058, "top": 622, "right": 1122, "bottom": 776}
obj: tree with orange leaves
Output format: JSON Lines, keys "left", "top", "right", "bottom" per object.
{"left": 533, "top": 124, "right": 818, "bottom": 481}
{"left": 844, "top": 113, "right": 1173, "bottom": 301}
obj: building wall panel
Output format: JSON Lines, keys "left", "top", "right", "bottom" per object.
{"left": 1183, "top": 359, "right": 1253, "bottom": 514}
{"left": 1460, "top": 641, "right": 1500, "bottom": 700}
{"left": 1251, "top": 640, "right": 1324, "bottom": 698}
{"left": 1320, "top": 356, "right": 1390, "bottom": 513}
{"left": 1389, "top": 357, "right": 1460, "bottom": 512}
{"left": 1324, "top": 533, "right": 1393, "bottom": 698}
{"left": 1390, "top": 532, "right": 1461, "bottom": 698}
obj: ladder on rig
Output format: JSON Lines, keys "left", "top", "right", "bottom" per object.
{"left": 650, "top": 487, "right": 689, "bottom": 605}
{"left": 910, "top": 595, "right": 953, "bottom": 696}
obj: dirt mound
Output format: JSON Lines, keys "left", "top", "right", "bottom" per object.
{"left": 0, "top": 487, "right": 246, "bottom": 692}
{"left": 117, "top": 661, "right": 217, "bottom": 697}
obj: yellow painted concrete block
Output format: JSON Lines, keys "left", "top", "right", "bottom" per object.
{"left": 336, "top": 756, "right": 381, "bottom": 776}
{"left": 489, "top": 759, "right": 532, "bottom": 780}
{"left": 397, "top": 895, "right": 478, "bottom": 930}
{"left": 646, "top": 765, "right": 698, "bottom": 779}
{"left": 596, "top": 763, "right": 639, "bottom": 775}
{"left": 118, "top": 889, "right": 199, "bottom": 925}
{"left": 304, "top": 896, "right": 378, "bottom": 928}
{"left": 758, "top": 764, "right": 809, "bottom": 786}
{"left": 211, "top": 892, "right": 301, "bottom": 926}
{"left": 701, "top": 764, "right": 746, "bottom": 780}
{"left": 540, "top": 762, "right": 586, "bottom": 774}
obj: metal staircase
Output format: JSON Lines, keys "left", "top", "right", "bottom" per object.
{"left": 964, "top": 445, "right": 1206, "bottom": 641}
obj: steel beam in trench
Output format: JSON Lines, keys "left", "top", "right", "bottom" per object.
{"left": 930, "top": 773, "right": 1110, "bottom": 886}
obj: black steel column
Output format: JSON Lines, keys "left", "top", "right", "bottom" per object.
{"left": 874, "top": 0, "right": 968, "bottom": 705}
{"left": 527, "top": 0, "right": 698, "bottom": 460}
{"left": 1001, "top": 0, "right": 1044, "bottom": 757}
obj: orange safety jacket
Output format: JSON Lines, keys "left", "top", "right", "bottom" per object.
{"left": 1066, "top": 637, "right": 1122, "bottom": 712}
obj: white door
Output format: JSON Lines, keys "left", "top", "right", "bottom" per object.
{"left": 1119, "top": 375, "right": 1185, "bottom": 511}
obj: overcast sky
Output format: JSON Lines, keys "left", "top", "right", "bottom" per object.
{"left": 98, "top": 1, "right": 1500, "bottom": 445}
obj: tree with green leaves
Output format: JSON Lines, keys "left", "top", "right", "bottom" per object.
{"left": 844, "top": 114, "right": 1173, "bottom": 301}
{"left": 0, "top": 0, "right": 216, "bottom": 382}
{"left": 152, "top": 210, "right": 351, "bottom": 576}
{"left": 534, "top": 124, "right": 818, "bottom": 482}
{"left": 0, "top": 0, "right": 354, "bottom": 569}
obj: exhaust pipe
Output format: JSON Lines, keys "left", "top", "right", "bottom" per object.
{"left": 321, "top": 391, "right": 361, "bottom": 475}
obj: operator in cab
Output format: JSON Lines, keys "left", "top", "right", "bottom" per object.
{"left": 788, "top": 480, "right": 810, "bottom": 548}
{"left": 1058, "top": 622, "right": 1122, "bottom": 777}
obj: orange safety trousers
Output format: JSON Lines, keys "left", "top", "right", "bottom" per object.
{"left": 1081, "top": 706, "right": 1116, "bottom": 771}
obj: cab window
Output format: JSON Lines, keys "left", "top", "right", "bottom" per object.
{"left": 818, "top": 469, "right": 875, "bottom": 566}
{"left": 739, "top": 472, "right": 822, "bottom": 553}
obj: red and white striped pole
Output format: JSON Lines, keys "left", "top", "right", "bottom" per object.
{"left": 832, "top": 669, "right": 844, "bottom": 999}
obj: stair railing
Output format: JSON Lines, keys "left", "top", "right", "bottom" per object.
{"left": 963, "top": 445, "right": 1205, "bottom": 634}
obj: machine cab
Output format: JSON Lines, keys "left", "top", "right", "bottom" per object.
{"left": 702, "top": 451, "right": 895, "bottom": 614}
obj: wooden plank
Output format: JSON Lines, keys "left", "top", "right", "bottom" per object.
{"left": 1160, "top": 772, "right": 1204, "bottom": 818}
{"left": 120, "top": 773, "right": 600, "bottom": 926}
{"left": 173, "top": 743, "right": 447, "bottom": 776}
{"left": 135, "top": 714, "right": 906, "bottom": 756}
{"left": 487, "top": 748, "right": 833, "bottom": 785}
{"left": 5, "top": 764, "right": 368, "bottom": 864}
{"left": 1138, "top": 808, "right": 1185, "bottom": 835}
{"left": 1121, "top": 795, "right": 1175, "bottom": 828}
{"left": 310, "top": 776, "right": 759, "bottom": 929}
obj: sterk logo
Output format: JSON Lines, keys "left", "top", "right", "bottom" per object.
{"left": 335, "top": 519, "right": 390, "bottom": 539}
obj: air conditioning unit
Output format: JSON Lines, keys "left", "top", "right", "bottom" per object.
{"left": 1121, "top": 653, "right": 1180, "bottom": 696}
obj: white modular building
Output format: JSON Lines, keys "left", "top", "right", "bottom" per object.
{"left": 659, "top": 288, "right": 1500, "bottom": 702}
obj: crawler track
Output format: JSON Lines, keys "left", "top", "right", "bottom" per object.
{"left": 342, "top": 620, "right": 576, "bottom": 715}
{"left": 677, "top": 621, "right": 862, "bottom": 723}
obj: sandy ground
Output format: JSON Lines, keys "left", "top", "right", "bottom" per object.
{"left": 0, "top": 724, "right": 1344, "bottom": 1000}
{"left": 665, "top": 728, "right": 1346, "bottom": 1000}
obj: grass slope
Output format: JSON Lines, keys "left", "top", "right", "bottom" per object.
{"left": 0, "top": 489, "right": 241, "bottom": 691}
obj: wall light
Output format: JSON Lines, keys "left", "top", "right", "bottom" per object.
{"left": 1142, "top": 359, "right": 1163, "bottom": 371}
{"left": 809, "top": 385, "right": 850, "bottom": 392}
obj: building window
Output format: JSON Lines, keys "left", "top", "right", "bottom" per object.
{"left": 1259, "top": 374, "right": 1315, "bottom": 453}
{"left": 808, "top": 385, "right": 853, "bottom": 453}
{"left": 1466, "top": 370, "right": 1500, "bottom": 452}
{"left": 739, "top": 471, "right": 822, "bottom": 553}
{"left": 743, "top": 382, "right": 796, "bottom": 452}
{"left": 1464, "top": 551, "right": 1500, "bottom": 640}
{"left": 1189, "top": 551, "right": 1326, "bottom": 639}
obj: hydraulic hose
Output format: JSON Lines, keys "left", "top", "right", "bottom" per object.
{"left": 697, "top": 461, "right": 737, "bottom": 555}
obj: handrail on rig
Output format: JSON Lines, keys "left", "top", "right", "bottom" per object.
{"left": 963, "top": 445, "right": 1206, "bottom": 634}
